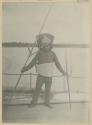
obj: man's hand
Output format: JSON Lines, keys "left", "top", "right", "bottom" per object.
{"left": 21, "top": 66, "right": 27, "bottom": 73}
{"left": 62, "top": 71, "right": 69, "bottom": 77}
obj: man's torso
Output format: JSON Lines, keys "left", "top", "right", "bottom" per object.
{"left": 36, "top": 50, "right": 55, "bottom": 64}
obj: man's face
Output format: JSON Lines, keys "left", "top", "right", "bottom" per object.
{"left": 41, "top": 43, "right": 52, "bottom": 52}
{"left": 40, "top": 37, "right": 52, "bottom": 52}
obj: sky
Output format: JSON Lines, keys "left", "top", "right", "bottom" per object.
{"left": 3, "top": 2, "right": 90, "bottom": 44}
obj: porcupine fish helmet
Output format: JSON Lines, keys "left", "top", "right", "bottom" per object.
{"left": 36, "top": 33, "right": 54, "bottom": 50}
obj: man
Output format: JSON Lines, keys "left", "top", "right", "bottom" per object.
{"left": 21, "top": 33, "right": 67, "bottom": 108}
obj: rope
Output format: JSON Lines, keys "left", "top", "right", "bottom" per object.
{"left": 38, "top": 4, "right": 53, "bottom": 34}
{"left": 3, "top": 73, "right": 89, "bottom": 79}
{"left": 27, "top": 49, "right": 38, "bottom": 56}
{"left": 3, "top": 101, "right": 89, "bottom": 106}
{"left": 3, "top": 73, "right": 64, "bottom": 78}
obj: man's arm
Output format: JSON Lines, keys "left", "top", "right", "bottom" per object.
{"left": 21, "top": 52, "right": 39, "bottom": 73}
{"left": 53, "top": 53, "right": 65, "bottom": 74}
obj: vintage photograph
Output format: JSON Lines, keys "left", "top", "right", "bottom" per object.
{"left": 2, "top": 1, "right": 90, "bottom": 123}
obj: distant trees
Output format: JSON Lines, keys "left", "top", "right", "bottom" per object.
{"left": 2, "top": 42, "right": 89, "bottom": 48}
{"left": 2, "top": 42, "right": 36, "bottom": 47}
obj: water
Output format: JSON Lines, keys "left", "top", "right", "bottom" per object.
{"left": 2, "top": 47, "right": 90, "bottom": 93}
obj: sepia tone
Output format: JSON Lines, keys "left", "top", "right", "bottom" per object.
{"left": 2, "top": 1, "right": 90, "bottom": 123}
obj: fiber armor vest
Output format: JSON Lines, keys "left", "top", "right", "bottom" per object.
{"left": 35, "top": 51, "right": 55, "bottom": 77}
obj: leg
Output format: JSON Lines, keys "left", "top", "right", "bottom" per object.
{"left": 44, "top": 77, "right": 52, "bottom": 108}
{"left": 30, "top": 75, "right": 43, "bottom": 106}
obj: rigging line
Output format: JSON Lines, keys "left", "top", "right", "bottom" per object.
{"left": 7, "top": 48, "right": 33, "bottom": 104}
{"left": 27, "top": 48, "right": 38, "bottom": 57}
{"left": 26, "top": 3, "right": 54, "bottom": 66}
{"left": 4, "top": 101, "right": 89, "bottom": 106}
{"left": 27, "top": 2, "right": 53, "bottom": 53}
{"left": 3, "top": 72, "right": 88, "bottom": 79}
{"left": 27, "top": 3, "right": 53, "bottom": 53}
{"left": 70, "top": 76, "right": 89, "bottom": 79}
{"left": 65, "top": 49, "right": 71, "bottom": 111}
{"left": 3, "top": 73, "right": 64, "bottom": 78}
{"left": 7, "top": 49, "right": 33, "bottom": 104}
{"left": 38, "top": 3, "right": 53, "bottom": 34}
{"left": 8, "top": 4, "right": 54, "bottom": 104}
{"left": 26, "top": 3, "right": 54, "bottom": 61}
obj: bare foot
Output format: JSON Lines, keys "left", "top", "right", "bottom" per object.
{"left": 28, "top": 103, "right": 37, "bottom": 108}
{"left": 44, "top": 103, "right": 53, "bottom": 109}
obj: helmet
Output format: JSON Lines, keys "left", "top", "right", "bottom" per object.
{"left": 36, "top": 33, "right": 54, "bottom": 48}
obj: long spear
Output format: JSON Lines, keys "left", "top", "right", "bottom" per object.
{"left": 8, "top": 4, "right": 53, "bottom": 104}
